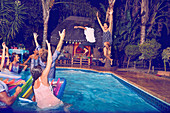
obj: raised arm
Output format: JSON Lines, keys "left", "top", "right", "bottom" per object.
{"left": 56, "top": 29, "right": 65, "bottom": 52}
{"left": 5, "top": 46, "right": 10, "bottom": 66}
{"left": 42, "top": 40, "right": 52, "bottom": 79}
{"left": 74, "top": 26, "right": 86, "bottom": 30}
{"left": 23, "top": 55, "right": 32, "bottom": 65}
{"left": 108, "top": 9, "right": 113, "bottom": 32}
{"left": 0, "top": 42, "right": 6, "bottom": 70}
{"left": 33, "top": 33, "right": 39, "bottom": 47}
{"left": 19, "top": 63, "right": 28, "bottom": 71}
{"left": 96, "top": 12, "right": 104, "bottom": 31}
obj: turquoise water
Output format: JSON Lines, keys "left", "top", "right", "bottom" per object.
{"left": 11, "top": 68, "right": 160, "bottom": 113}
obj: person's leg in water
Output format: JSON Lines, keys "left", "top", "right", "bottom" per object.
{"left": 103, "top": 42, "right": 113, "bottom": 65}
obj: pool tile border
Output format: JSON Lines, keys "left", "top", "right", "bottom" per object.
{"left": 111, "top": 73, "right": 170, "bottom": 113}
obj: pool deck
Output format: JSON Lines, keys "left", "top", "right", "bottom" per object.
{"left": 55, "top": 64, "right": 170, "bottom": 104}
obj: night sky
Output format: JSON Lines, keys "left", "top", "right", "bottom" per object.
{"left": 48, "top": 0, "right": 108, "bottom": 37}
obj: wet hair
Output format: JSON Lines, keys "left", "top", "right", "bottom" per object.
{"left": 39, "top": 48, "right": 48, "bottom": 62}
{"left": 11, "top": 53, "right": 17, "bottom": 61}
{"left": 31, "top": 65, "right": 43, "bottom": 86}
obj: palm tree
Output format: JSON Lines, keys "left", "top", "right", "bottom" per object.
{"left": 105, "top": 0, "right": 116, "bottom": 35}
{"left": 140, "top": 0, "right": 168, "bottom": 45}
{"left": 41, "top": 0, "right": 51, "bottom": 48}
{"left": 23, "top": 0, "right": 43, "bottom": 40}
{"left": 140, "top": 0, "right": 149, "bottom": 45}
{"left": 146, "top": 0, "right": 169, "bottom": 37}
{"left": 0, "top": 0, "right": 27, "bottom": 45}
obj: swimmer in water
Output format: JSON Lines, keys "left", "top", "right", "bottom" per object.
{"left": 31, "top": 40, "right": 71, "bottom": 111}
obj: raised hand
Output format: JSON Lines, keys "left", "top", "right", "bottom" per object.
{"left": 96, "top": 12, "right": 98, "bottom": 17}
{"left": 33, "top": 32, "right": 38, "bottom": 40}
{"left": 59, "top": 29, "right": 65, "bottom": 40}
{"left": 33, "top": 32, "right": 39, "bottom": 47}
{"left": 2, "top": 42, "right": 6, "bottom": 48}
{"left": 46, "top": 40, "right": 50, "bottom": 48}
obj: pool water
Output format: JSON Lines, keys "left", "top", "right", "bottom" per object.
{"left": 11, "top": 68, "right": 160, "bottom": 113}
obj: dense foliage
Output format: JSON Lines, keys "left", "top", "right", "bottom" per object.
{"left": 125, "top": 44, "right": 141, "bottom": 68}
{"left": 0, "top": 0, "right": 27, "bottom": 45}
{"left": 0, "top": 0, "right": 169, "bottom": 70}
{"left": 139, "top": 39, "right": 161, "bottom": 73}
{"left": 162, "top": 47, "right": 170, "bottom": 71}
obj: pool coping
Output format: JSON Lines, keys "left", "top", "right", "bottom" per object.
{"left": 56, "top": 67, "right": 170, "bottom": 112}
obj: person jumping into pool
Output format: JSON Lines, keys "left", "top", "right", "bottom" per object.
{"left": 74, "top": 24, "right": 96, "bottom": 57}
{"left": 31, "top": 40, "right": 71, "bottom": 110}
{"left": 96, "top": 9, "right": 114, "bottom": 65}
{"left": 33, "top": 29, "right": 65, "bottom": 78}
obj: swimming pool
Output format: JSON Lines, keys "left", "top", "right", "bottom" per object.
{"left": 56, "top": 69, "right": 160, "bottom": 113}
{"left": 9, "top": 68, "right": 165, "bottom": 113}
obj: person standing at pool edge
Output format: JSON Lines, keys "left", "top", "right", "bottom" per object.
{"left": 33, "top": 29, "right": 65, "bottom": 78}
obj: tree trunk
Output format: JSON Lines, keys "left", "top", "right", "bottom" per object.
{"left": 42, "top": 20, "right": 49, "bottom": 48}
{"left": 164, "top": 60, "right": 166, "bottom": 72}
{"left": 134, "top": 61, "right": 136, "bottom": 69}
{"left": 104, "top": 58, "right": 111, "bottom": 68}
{"left": 147, "top": 59, "right": 152, "bottom": 73}
{"left": 127, "top": 57, "right": 131, "bottom": 68}
{"left": 106, "top": 8, "right": 113, "bottom": 35}
{"left": 140, "top": 25, "right": 145, "bottom": 45}
{"left": 105, "top": 0, "right": 116, "bottom": 36}
{"left": 41, "top": 0, "right": 50, "bottom": 48}
{"left": 123, "top": 55, "right": 127, "bottom": 68}
{"left": 116, "top": 59, "right": 119, "bottom": 66}
{"left": 140, "top": 0, "right": 148, "bottom": 45}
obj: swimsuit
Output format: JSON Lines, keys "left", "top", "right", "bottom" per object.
{"left": 11, "top": 63, "right": 19, "bottom": 73}
{"left": 34, "top": 77, "right": 63, "bottom": 109}
{"left": 30, "top": 58, "right": 39, "bottom": 71}
{"left": 102, "top": 30, "right": 112, "bottom": 47}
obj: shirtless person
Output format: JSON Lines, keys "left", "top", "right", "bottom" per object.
{"left": 74, "top": 24, "right": 96, "bottom": 57}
